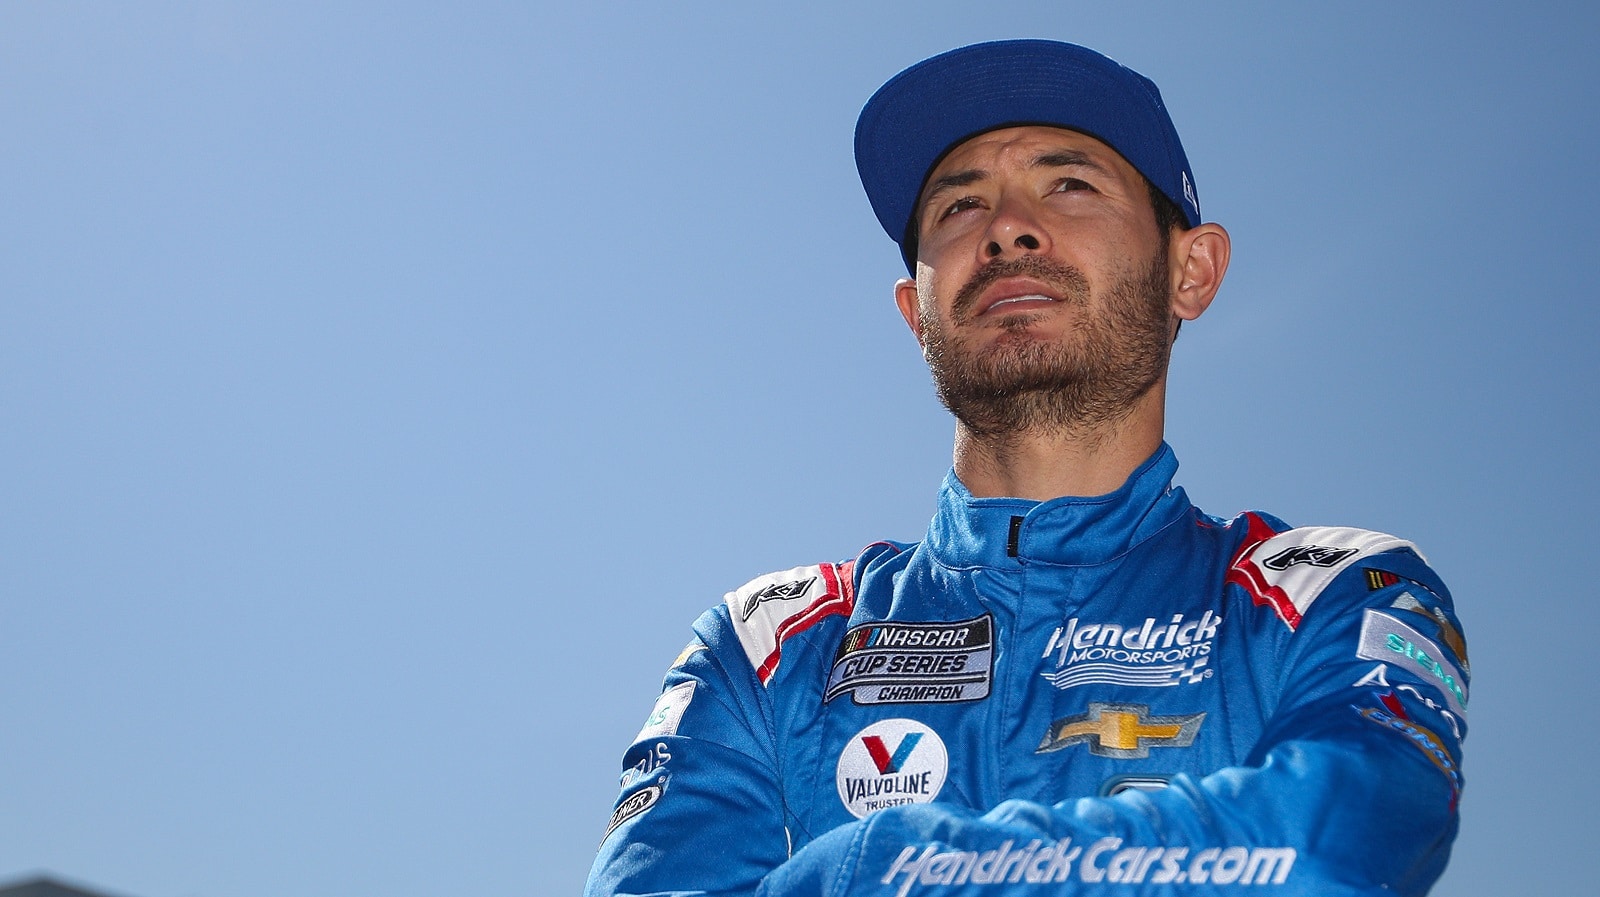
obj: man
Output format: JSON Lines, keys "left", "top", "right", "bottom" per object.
{"left": 585, "top": 40, "right": 1466, "bottom": 896}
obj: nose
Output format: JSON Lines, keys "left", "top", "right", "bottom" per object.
{"left": 982, "top": 194, "right": 1050, "bottom": 259}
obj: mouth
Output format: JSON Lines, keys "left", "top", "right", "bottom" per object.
{"left": 973, "top": 278, "right": 1067, "bottom": 317}
{"left": 983, "top": 293, "right": 1059, "bottom": 314}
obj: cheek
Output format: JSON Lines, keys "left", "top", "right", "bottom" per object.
{"left": 912, "top": 268, "right": 949, "bottom": 324}
{"left": 914, "top": 262, "right": 938, "bottom": 300}
{"left": 915, "top": 216, "right": 984, "bottom": 270}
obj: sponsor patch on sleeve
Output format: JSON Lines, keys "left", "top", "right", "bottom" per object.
{"left": 1364, "top": 568, "right": 1403, "bottom": 591}
{"left": 1390, "top": 592, "right": 1470, "bottom": 673}
{"left": 1226, "top": 517, "right": 1419, "bottom": 630}
{"left": 1354, "top": 703, "right": 1462, "bottom": 806}
{"left": 824, "top": 615, "right": 993, "bottom": 705}
{"left": 635, "top": 680, "right": 696, "bottom": 742}
{"left": 1357, "top": 610, "right": 1468, "bottom": 718}
{"left": 667, "top": 639, "right": 707, "bottom": 673}
{"left": 600, "top": 782, "right": 663, "bottom": 845}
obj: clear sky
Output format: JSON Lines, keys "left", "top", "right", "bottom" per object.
{"left": 2, "top": 2, "right": 1596, "bottom": 896}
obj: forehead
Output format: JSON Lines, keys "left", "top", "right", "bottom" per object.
{"left": 923, "top": 125, "right": 1140, "bottom": 190}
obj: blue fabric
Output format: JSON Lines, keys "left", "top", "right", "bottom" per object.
{"left": 585, "top": 445, "right": 1466, "bottom": 896}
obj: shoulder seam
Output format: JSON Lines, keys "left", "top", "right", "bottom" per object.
{"left": 1226, "top": 515, "right": 1419, "bottom": 630}
{"left": 723, "top": 561, "right": 856, "bottom": 685}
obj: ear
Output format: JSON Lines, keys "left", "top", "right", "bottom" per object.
{"left": 894, "top": 276, "right": 923, "bottom": 342}
{"left": 1168, "top": 223, "right": 1230, "bottom": 321}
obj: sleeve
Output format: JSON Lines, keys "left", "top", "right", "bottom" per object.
{"left": 583, "top": 608, "right": 789, "bottom": 897}
{"left": 755, "top": 536, "right": 1468, "bottom": 897}
{"left": 585, "top": 562, "right": 857, "bottom": 897}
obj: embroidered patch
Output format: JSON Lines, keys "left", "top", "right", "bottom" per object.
{"left": 836, "top": 719, "right": 948, "bottom": 818}
{"left": 1355, "top": 704, "right": 1461, "bottom": 805}
{"left": 1039, "top": 610, "right": 1219, "bottom": 691}
{"left": 667, "top": 639, "right": 706, "bottom": 673}
{"left": 1352, "top": 664, "right": 1391, "bottom": 688}
{"left": 1356, "top": 610, "right": 1468, "bottom": 718}
{"left": 724, "top": 562, "right": 855, "bottom": 685}
{"left": 1391, "top": 592, "right": 1470, "bottom": 673}
{"left": 600, "top": 782, "right": 663, "bottom": 844}
{"left": 1262, "top": 545, "right": 1360, "bottom": 570}
{"left": 1227, "top": 517, "right": 1419, "bottom": 630}
{"left": 1037, "top": 703, "right": 1204, "bottom": 758}
{"left": 825, "top": 615, "right": 993, "bottom": 705}
{"left": 1365, "top": 569, "right": 1403, "bottom": 591}
{"left": 739, "top": 576, "right": 817, "bottom": 620}
{"left": 635, "top": 681, "right": 695, "bottom": 742}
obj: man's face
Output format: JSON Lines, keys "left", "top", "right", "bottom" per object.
{"left": 896, "top": 126, "right": 1177, "bottom": 438}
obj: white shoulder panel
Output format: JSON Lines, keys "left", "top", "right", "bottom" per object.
{"left": 723, "top": 563, "right": 852, "bottom": 685}
{"left": 1230, "top": 525, "right": 1420, "bottom": 630}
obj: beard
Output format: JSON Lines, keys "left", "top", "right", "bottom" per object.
{"left": 918, "top": 250, "right": 1173, "bottom": 440}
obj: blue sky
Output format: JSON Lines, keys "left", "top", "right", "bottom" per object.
{"left": 3, "top": 3, "right": 1596, "bottom": 895}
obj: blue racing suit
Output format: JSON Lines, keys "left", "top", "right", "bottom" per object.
{"left": 585, "top": 445, "right": 1467, "bottom": 896}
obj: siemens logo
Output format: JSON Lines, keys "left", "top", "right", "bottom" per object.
{"left": 1356, "top": 610, "right": 1468, "bottom": 718}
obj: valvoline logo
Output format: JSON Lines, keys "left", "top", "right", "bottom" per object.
{"left": 836, "top": 719, "right": 947, "bottom": 818}
{"left": 862, "top": 731, "right": 922, "bottom": 774}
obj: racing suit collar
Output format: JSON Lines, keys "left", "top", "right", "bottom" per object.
{"left": 927, "top": 442, "right": 1189, "bottom": 569}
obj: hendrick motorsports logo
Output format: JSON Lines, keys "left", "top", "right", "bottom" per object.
{"left": 1040, "top": 611, "right": 1219, "bottom": 691}
{"left": 825, "top": 616, "right": 993, "bottom": 705}
{"left": 836, "top": 719, "right": 947, "bottom": 818}
{"left": 881, "top": 837, "right": 1295, "bottom": 894}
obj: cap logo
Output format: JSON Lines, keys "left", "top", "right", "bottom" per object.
{"left": 1182, "top": 171, "right": 1198, "bottom": 216}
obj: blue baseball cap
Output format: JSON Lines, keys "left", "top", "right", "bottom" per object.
{"left": 855, "top": 39, "right": 1201, "bottom": 273}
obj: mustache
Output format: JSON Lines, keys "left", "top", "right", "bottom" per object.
{"left": 951, "top": 255, "right": 1090, "bottom": 320}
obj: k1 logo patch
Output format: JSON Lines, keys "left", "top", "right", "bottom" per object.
{"left": 739, "top": 576, "right": 817, "bottom": 621}
{"left": 836, "top": 719, "right": 947, "bottom": 818}
{"left": 825, "top": 615, "right": 993, "bottom": 705}
{"left": 1262, "top": 544, "right": 1360, "bottom": 570}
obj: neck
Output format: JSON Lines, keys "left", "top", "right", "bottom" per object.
{"left": 951, "top": 382, "right": 1167, "bottom": 500}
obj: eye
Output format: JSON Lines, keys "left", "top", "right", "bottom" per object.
{"left": 937, "top": 196, "right": 984, "bottom": 221}
{"left": 1051, "top": 177, "right": 1095, "bottom": 194}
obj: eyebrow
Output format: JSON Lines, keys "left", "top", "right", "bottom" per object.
{"left": 921, "top": 168, "right": 986, "bottom": 206}
{"left": 1030, "top": 149, "right": 1110, "bottom": 174}
{"left": 919, "top": 149, "right": 1113, "bottom": 212}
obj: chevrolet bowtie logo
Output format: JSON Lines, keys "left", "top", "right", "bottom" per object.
{"left": 1037, "top": 703, "right": 1205, "bottom": 758}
